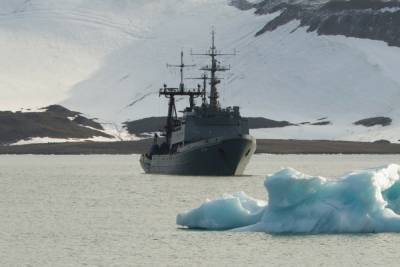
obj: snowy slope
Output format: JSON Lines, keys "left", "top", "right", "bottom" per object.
{"left": 0, "top": 0, "right": 137, "bottom": 110}
{"left": 1, "top": 0, "right": 400, "bottom": 142}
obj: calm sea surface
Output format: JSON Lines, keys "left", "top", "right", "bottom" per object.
{"left": 1, "top": 154, "right": 400, "bottom": 266}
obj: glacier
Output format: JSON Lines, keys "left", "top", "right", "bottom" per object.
{"left": 177, "top": 164, "right": 400, "bottom": 233}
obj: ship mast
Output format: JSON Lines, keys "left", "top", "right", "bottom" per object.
{"left": 160, "top": 52, "right": 203, "bottom": 147}
{"left": 192, "top": 29, "right": 235, "bottom": 111}
{"left": 167, "top": 51, "right": 195, "bottom": 91}
{"left": 186, "top": 73, "right": 209, "bottom": 105}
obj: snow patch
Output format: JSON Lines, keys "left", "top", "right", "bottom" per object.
{"left": 100, "top": 123, "right": 143, "bottom": 141}
{"left": 251, "top": 123, "right": 400, "bottom": 144}
{"left": 8, "top": 121, "right": 143, "bottom": 145}
{"left": 67, "top": 116, "right": 78, "bottom": 121}
{"left": 376, "top": 7, "right": 400, "bottom": 13}
{"left": 10, "top": 136, "right": 116, "bottom": 146}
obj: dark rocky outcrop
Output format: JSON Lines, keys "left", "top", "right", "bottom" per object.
{"left": 73, "top": 115, "right": 103, "bottom": 130}
{"left": 354, "top": 116, "right": 392, "bottom": 127}
{"left": 123, "top": 117, "right": 166, "bottom": 137}
{"left": 255, "top": 3, "right": 306, "bottom": 34}
{"left": 44, "top": 105, "right": 103, "bottom": 130}
{"left": 0, "top": 105, "right": 111, "bottom": 144}
{"left": 232, "top": 0, "right": 400, "bottom": 47}
{"left": 248, "top": 117, "right": 293, "bottom": 128}
{"left": 374, "top": 139, "right": 391, "bottom": 144}
{"left": 229, "top": 0, "right": 254, "bottom": 10}
{"left": 311, "top": 121, "right": 331, "bottom": 126}
{"left": 44, "top": 105, "right": 79, "bottom": 117}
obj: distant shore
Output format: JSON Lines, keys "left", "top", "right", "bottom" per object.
{"left": 1, "top": 139, "right": 400, "bottom": 155}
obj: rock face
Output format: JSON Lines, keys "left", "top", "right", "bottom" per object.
{"left": 123, "top": 117, "right": 166, "bottom": 137}
{"left": 374, "top": 139, "right": 391, "bottom": 144}
{"left": 45, "top": 105, "right": 103, "bottom": 130}
{"left": 247, "top": 117, "right": 293, "bottom": 129}
{"left": 230, "top": 0, "right": 254, "bottom": 10}
{"left": 0, "top": 105, "right": 111, "bottom": 144}
{"left": 311, "top": 121, "right": 331, "bottom": 126}
{"left": 354, "top": 117, "right": 392, "bottom": 127}
{"left": 234, "top": 0, "right": 400, "bottom": 47}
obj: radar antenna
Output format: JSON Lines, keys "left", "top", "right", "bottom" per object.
{"left": 167, "top": 51, "right": 195, "bottom": 91}
{"left": 191, "top": 29, "right": 235, "bottom": 110}
{"left": 186, "top": 73, "right": 212, "bottom": 105}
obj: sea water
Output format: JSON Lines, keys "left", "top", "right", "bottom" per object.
{"left": 1, "top": 154, "right": 400, "bottom": 266}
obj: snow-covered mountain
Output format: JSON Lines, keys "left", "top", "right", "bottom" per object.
{"left": 2, "top": 0, "right": 400, "bottom": 142}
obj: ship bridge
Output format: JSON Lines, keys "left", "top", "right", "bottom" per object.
{"left": 170, "top": 105, "right": 249, "bottom": 145}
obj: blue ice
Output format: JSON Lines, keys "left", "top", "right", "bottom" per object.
{"left": 176, "top": 164, "right": 400, "bottom": 233}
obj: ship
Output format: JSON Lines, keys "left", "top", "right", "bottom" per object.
{"left": 140, "top": 31, "right": 256, "bottom": 176}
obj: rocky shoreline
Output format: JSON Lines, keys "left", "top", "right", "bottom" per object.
{"left": 1, "top": 139, "right": 400, "bottom": 155}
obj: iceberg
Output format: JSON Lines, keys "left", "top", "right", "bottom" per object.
{"left": 176, "top": 192, "right": 266, "bottom": 230}
{"left": 177, "top": 164, "right": 400, "bottom": 233}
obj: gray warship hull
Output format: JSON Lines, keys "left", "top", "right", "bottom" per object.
{"left": 140, "top": 135, "right": 256, "bottom": 176}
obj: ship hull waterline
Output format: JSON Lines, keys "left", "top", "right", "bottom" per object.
{"left": 140, "top": 135, "right": 256, "bottom": 176}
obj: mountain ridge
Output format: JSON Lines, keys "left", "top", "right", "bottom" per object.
{"left": 232, "top": 0, "right": 400, "bottom": 47}
{"left": 1, "top": 0, "right": 400, "bottom": 143}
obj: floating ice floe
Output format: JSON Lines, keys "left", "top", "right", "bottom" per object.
{"left": 177, "top": 164, "right": 400, "bottom": 233}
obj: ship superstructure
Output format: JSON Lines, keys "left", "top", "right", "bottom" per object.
{"left": 140, "top": 31, "right": 256, "bottom": 176}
